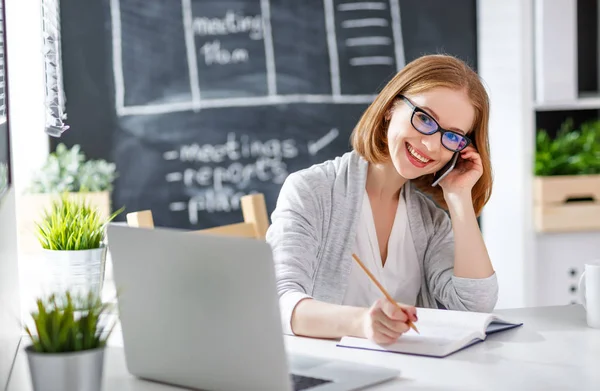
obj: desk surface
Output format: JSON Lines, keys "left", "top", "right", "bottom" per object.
{"left": 7, "top": 305, "right": 600, "bottom": 391}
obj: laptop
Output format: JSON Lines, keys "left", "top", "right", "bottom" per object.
{"left": 106, "top": 224, "right": 399, "bottom": 391}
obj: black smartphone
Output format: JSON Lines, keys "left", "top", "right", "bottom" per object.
{"left": 432, "top": 152, "right": 459, "bottom": 187}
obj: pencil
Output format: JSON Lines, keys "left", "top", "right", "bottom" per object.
{"left": 352, "top": 253, "right": 420, "bottom": 334}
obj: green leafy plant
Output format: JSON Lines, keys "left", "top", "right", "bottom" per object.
{"left": 35, "top": 194, "right": 123, "bottom": 251}
{"left": 24, "top": 290, "right": 116, "bottom": 353}
{"left": 535, "top": 118, "right": 600, "bottom": 176}
{"left": 29, "top": 143, "right": 117, "bottom": 193}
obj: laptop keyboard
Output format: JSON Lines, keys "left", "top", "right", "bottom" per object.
{"left": 291, "top": 374, "right": 332, "bottom": 390}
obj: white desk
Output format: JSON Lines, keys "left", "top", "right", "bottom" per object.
{"left": 7, "top": 305, "right": 600, "bottom": 390}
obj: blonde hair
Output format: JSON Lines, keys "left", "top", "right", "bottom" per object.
{"left": 351, "top": 54, "right": 492, "bottom": 216}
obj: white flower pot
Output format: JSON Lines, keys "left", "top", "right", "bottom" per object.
{"left": 26, "top": 346, "right": 105, "bottom": 391}
{"left": 42, "top": 246, "right": 107, "bottom": 297}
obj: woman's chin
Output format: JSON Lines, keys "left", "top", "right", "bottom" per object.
{"left": 393, "top": 161, "right": 431, "bottom": 180}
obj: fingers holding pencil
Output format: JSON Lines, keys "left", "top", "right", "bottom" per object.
{"left": 352, "top": 253, "right": 420, "bottom": 334}
{"left": 362, "top": 298, "right": 417, "bottom": 345}
{"left": 380, "top": 298, "right": 419, "bottom": 336}
{"left": 382, "top": 299, "right": 418, "bottom": 324}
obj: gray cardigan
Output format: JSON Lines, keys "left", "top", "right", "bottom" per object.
{"left": 266, "top": 151, "right": 498, "bottom": 334}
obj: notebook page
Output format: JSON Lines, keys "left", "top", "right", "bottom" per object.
{"left": 402, "top": 322, "right": 478, "bottom": 341}
{"left": 338, "top": 324, "right": 479, "bottom": 357}
{"left": 415, "top": 308, "right": 494, "bottom": 335}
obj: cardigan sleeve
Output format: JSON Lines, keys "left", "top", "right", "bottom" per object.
{"left": 265, "top": 172, "right": 322, "bottom": 334}
{"left": 421, "top": 199, "right": 499, "bottom": 313}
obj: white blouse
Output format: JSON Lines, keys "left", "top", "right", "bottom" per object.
{"left": 342, "top": 187, "right": 422, "bottom": 307}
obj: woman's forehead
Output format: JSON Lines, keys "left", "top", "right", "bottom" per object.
{"left": 405, "top": 88, "right": 475, "bottom": 134}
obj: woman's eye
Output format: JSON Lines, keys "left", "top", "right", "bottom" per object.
{"left": 417, "top": 113, "right": 433, "bottom": 125}
{"left": 447, "top": 133, "right": 459, "bottom": 142}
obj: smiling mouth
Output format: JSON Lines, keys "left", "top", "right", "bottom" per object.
{"left": 406, "top": 143, "right": 432, "bottom": 164}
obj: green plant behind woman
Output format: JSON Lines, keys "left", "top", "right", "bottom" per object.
{"left": 535, "top": 118, "right": 600, "bottom": 176}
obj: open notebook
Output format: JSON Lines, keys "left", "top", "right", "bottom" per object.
{"left": 337, "top": 308, "right": 522, "bottom": 358}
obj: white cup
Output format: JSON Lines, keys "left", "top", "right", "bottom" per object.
{"left": 578, "top": 260, "right": 600, "bottom": 329}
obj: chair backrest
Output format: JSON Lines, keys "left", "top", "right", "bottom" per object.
{"left": 126, "top": 193, "right": 270, "bottom": 240}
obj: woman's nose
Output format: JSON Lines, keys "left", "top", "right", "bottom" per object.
{"left": 419, "top": 133, "right": 441, "bottom": 155}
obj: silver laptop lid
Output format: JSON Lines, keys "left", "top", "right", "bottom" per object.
{"left": 107, "top": 224, "right": 292, "bottom": 391}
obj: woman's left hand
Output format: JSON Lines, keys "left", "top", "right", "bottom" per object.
{"left": 439, "top": 146, "right": 483, "bottom": 196}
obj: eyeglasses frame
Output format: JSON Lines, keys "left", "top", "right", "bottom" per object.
{"left": 397, "top": 94, "right": 472, "bottom": 152}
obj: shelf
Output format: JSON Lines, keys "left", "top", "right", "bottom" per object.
{"left": 535, "top": 96, "right": 600, "bottom": 111}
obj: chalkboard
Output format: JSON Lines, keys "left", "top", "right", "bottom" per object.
{"left": 56, "top": 0, "right": 477, "bottom": 229}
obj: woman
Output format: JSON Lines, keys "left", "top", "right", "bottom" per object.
{"left": 266, "top": 54, "right": 498, "bottom": 345}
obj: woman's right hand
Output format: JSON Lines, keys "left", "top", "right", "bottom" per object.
{"left": 360, "top": 298, "right": 418, "bottom": 344}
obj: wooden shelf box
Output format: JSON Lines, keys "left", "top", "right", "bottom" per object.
{"left": 534, "top": 175, "right": 600, "bottom": 232}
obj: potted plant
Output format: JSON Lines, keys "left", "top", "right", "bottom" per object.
{"left": 18, "top": 143, "right": 118, "bottom": 255}
{"left": 24, "top": 290, "right": 117, "bottom": 391}
{"left": 35, "top": 194, "right": 123, "bottom": 298}
{"left": 534, "top": 118, "right": 600, "bottom": 232}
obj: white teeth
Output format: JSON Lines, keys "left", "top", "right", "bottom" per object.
{"left": 406, "top": 143, "right": 430, "bottom": 163}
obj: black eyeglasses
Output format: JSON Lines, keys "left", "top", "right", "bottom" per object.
{"left": 398, "top": 95, "right": 471, "bottom": 152}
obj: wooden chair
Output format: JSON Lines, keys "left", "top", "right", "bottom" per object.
{"left": 126, "top": 193, "right": 270, "bottom": 240}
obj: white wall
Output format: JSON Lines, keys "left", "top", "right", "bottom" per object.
{"left": 0, "top": 0, "right": 50, "bottom": 381}
{"left": 535, "top": 232, "right": 600, "bottom": 306}
{"left": 479, "top": 0, "right": 600, "bottom": 309}
{"left": 479, "top": 0, "right": 536, "bottom": 308}
{"left": 5, "top": 0, "right": 47, "bottom": 196}
{"left": 0, "top": 189, "right": 21, "bottom": 386}
{"left": 5, "top": 0, "right": 48, "bottom": 320}
{"left": 1, "top": 0, "right": 48, "bottom": 382}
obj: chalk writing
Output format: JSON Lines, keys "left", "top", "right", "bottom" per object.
{"left": 111, "top": 0, "right": 405, "bottom": 115}
{"left": 308, "top": 128, "right": 339, "bottom": 155}
{"left": 163, "top": 127, "right": 343, "bottom": 224}
{"left": 192, "top": 10, "right": 262, "bottom": 67}
{"left": 187, "top": 187, "right": 246, "bottom": 223}
{"left": 178, "top": 132, "right": 298, "bottom": 163}
{"left": 199, "top": 40, "right": 250, "bottom": 66}
{"left": 192, "top": 11, "right": 263, "bottom": 40}
{"left": 182, "top": 157, "right": 288, "bottom": 190}
{"left": 165, "top": 131, "right": 308, "bottom": 224}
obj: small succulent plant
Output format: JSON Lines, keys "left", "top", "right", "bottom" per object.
{"left": 25, "top": 290, "right": 117, "bottom": 353}
{"left": 36, "top": 194, "right": 123, "bottom": 251}
{"left": 29, "top": 143, "right": 117, "bottom": 193}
